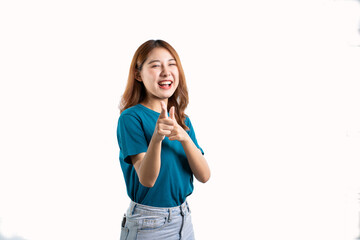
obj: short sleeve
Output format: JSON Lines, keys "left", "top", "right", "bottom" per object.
{"left": 186, "top": 117, "right": 204, "bottom": 155}
{"left": 117, "top": 113, "right": 148, "bottom": 164}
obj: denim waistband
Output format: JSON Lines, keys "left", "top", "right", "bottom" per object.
{"left": 127, "top": 200, "right": 191, "bottom": 218}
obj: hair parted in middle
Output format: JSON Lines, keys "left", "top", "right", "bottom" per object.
{"left": 119, "top": 39, "right": 189, "bottom": 131}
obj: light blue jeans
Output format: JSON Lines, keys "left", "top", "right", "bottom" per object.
{"left": 120, "top": 200, "right": 195, "bottom": 240}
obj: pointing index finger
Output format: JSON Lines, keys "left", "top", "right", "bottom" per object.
{"left": 159, "top": 101, "right": 168, "bottom": 119}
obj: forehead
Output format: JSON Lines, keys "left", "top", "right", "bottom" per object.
{"left": 146, "top": 47, "right": 174, "bottom": 61}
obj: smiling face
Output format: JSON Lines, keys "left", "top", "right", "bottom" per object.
{"left": 136, "top": 47, "right": 179, "bottom": 106}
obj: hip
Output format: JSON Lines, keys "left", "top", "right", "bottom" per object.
{"left": 120, "top": 200, "right": 195, "bottom": 240}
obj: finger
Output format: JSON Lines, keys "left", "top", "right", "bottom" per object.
{"left": 158, "top": 119, "right": 174, "bottom": 125}
{"left": 159, "top": 101, "right": 168, "bottom": 119}
{"left": 158, "top": 123, "right": 174, "bottom": 131}
{"left": 167, "top": 130, "right": 177, "bottom": 138}
{"left": 168, "top": 135, "right": 178, "bottom": 141}
{"left": 158, "top": 129, "right": 172, "bottom": 136}
{"left": 169, "top": 106, "right": 176, "bottom": 121}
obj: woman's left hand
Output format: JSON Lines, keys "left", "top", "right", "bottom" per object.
{"left": 167, "top": 106, "right": 189, "bottom": 143}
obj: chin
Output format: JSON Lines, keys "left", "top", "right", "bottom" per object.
{"left": 159, "top": 91, "right": 176, "bottom": 99}
{"left": 160, "top": 95, "right": 173, "bottom": 100}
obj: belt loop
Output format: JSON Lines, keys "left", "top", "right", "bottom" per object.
{"left": 180, "top": 204, "right": 185, "bottom": 216}
{"left": 130, "top": 201, "right": 137, "bottom": 215}
{"left": 168, "top": 208, "right": 172, "bottom": 222}
{"left": 186, "top": 201, "right": 191, "bottom": 213}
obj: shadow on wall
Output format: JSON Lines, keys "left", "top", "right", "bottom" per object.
{"left": 0, "top": 233, "right": 27, "bottom": 240}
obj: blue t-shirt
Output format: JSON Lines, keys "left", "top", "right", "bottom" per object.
{"left": 116, "top": 104, "right": 204, "bottom": 207}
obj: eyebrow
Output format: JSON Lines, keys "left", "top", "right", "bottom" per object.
{"left": 147, "top": 59, "right": 176, "bottom": 65}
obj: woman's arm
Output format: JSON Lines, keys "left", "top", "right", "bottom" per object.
{"left": 130, "top": 135, "right": 162, "bottom": 188}
{"left": 168, "top": 107, "right": 211, "bottom": 183}
{"left": 132, "top": 102, "right": 210, "bottom": 186}
{"left": 131, "top": 102, "right": 174, "bottom": 187}
{"left": 180, "top": 135, "right": 211, "bottom": 183}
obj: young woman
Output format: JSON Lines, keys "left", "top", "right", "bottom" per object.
{"left": 117, "top": 39, "right": 210, "bottom": 240}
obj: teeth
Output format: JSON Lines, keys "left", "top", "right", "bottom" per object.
{"left": 159, "top": 81, "right": 172, "bottom": 85}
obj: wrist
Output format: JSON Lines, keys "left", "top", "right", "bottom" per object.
{"left": 180, "top": 133, "right": 191, "bottom": 144}
{"left": 152, "top": 130, "right": 165, "bottom": 143}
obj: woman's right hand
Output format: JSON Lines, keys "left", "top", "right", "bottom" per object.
{"left": 154, "top": 101, "right": 174, "bottom": 142}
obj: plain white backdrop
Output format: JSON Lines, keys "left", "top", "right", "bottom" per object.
{"left": 1, "top": 0, "right": 360, "bottom": 239}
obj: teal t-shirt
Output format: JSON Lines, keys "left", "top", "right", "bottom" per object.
{"left": 116, "top": 104, "right": 204, "bottom": 207}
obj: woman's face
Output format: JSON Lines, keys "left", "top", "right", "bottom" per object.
{"left": 137, "top": 47, "right": 179, "bottom": 102}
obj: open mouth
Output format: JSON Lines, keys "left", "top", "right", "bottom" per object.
{"left": 158, "top": 80, "right": 173, "bottom": 89}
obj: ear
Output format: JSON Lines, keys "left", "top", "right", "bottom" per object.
{"left": 135, "top": 71, "right": 142, "bottom": 82}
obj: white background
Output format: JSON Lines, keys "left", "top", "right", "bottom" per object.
{"left": 0, "top": 0, "right": 360, "bottom": 239}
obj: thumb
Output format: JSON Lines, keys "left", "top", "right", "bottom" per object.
{"left": 159, "top": 101, "right": 168, "bottom": 119}
{"left": 169, "top": 106, "right": 176, "bottom": 122}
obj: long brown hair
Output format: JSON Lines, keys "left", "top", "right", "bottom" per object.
{"left": 119, "top": 39, "right": 189, "bottom": 130}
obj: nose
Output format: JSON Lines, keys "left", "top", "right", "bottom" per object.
{"left": 161, "top": 66, "right": 171, "bottom": 77}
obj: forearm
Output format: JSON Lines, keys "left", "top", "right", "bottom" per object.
{"left": 181, "top": 135, "right": 210, "bottom": 183}
{"left": 137, "top": 134, "right": 162, "bottom": 187}
{"left": 137, "top": 101, "right": 172, "bottom": 187}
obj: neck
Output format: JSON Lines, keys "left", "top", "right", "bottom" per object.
{"left": 140, "top": 98, "right": 168, "bottom": 113}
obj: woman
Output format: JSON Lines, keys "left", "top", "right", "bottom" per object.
{"left": 117, "top": 39, "right": 210, "bottom": 240}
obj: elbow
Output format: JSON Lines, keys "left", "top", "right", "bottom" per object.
{"left": 137, "top": 166, "right": 159, "bottom": 188}
{"left": 197, "top": 172, "right": 211, "bottom": 184}
{"left": 139, "top": 178, "right": 156, "bottom": 188}
{"left": 143, "top": 183, "right": 155, "bottom": 188}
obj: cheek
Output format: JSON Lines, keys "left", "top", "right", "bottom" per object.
{"left": 142, "top": 71, "right": 158, "bottom": 83}
{"left": 174, "top": 73, "right": 180, "bottom": 85}
{"left": 148, "top": 69, "right": 158, "bottom": 75}
{"left": 173, "top": 69, "right": 179, "bottom": 77}
{"left": 174, "top": 81, "right": 180, "bottom": 89}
